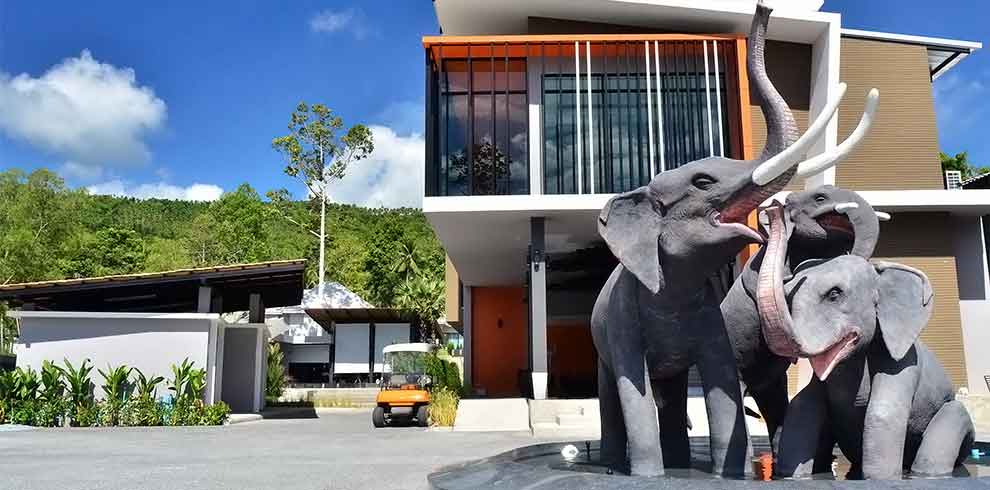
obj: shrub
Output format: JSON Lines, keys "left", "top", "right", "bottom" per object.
{"left": 73, "top": 402, "right": 98, "bottom": 427}
{"left": 0, "top": 370, "right": 14, "bottom": 424}
{"left": 202, "top": 401, "right": 231, "bottom": 425}
{"left": 425, "top": 354, "right": 461, "bottom": 394}
{"left": 59, "top": 358, "right": 95, "bottom": 426}
{"left": 98, "top": 363, "right": 133, "bottom": 426}
{"left": 9, "top": 400, "right": 38, "bottom": 425}
{"left": 121, "top": 395, "right": 163, "bottom": 427}
{"left": 132, "top": 368, "right": 165, "bottom": 399}
{"left": 428, "top": 387, "right": 459, "bottom": 427}
{"left": 266, "top": 342, "right": 286, "bottom": 400}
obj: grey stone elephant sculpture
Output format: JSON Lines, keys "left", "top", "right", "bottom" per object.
{"left": 757, "top": 208, "right": 975, "bottom": 480}
{"left": 723, "top": 185, "right": 889, "bottom": 441}
{"left": 590, "top": 1, "right": 879, "bottom": 477}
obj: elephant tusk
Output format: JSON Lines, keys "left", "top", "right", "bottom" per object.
{"left": 875, "top": 211, "right": 891, "bottom": 221}
{"left": 795, "top": 88, "right": 880, "bottom": 179}
{"left": 752, "top": 83, "right": 848, "bottom": 186}
{"left": 834, "top": 202, "right": 859, "bottom": 213}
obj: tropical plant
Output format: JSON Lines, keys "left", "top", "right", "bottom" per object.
{"left": 424, "top": 354, "right": 462, "bottom": 394}
{"left": 98, "top": 363, "right": 133, "bottom": 403}
{"left": 58, "top": 358, "right": 95, "bottom": 426}
{"left": 168, "top": 358, "right": 196, "bottom": 402}
{"left": 13, "top": 366, "right": 39, "bottom": 402}
{"left": 186, "top": 367, "right": 206, "bottom": 402}
{"left": 132, "top": 368, "right": 165, "bottom": 399}
{"left": 941, "top": 151, "right": 990, "bottom": 181}
{"left": 0, "top": 369, "right": 14, "bottom": 424}
{"left": 395, "top": 276, "right": 445, "bottom": 342}
{"left": 202, "top": 401, "right": 231, "bottom": 425}
{"left": 266, "top": 342, "right": 286, "bottom": 400}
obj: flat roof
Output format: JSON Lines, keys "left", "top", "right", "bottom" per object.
{"left": 305, "top": 307, "right": 417, "bottom": 326}
{"left": 841, "top": 29, "right": 982, "bottom": 80}
{"left": 0, "top": 259, "right": 307, "bottom": 313}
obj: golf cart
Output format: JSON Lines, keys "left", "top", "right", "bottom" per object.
{"left": 373, "top": 343, "right": 436, "bottom": 427}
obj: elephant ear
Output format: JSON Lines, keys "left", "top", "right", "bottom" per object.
{"left": 873, "top": 260, "right": 934, "bottom": 360}
{"left": 598, "top": 187, "right": 664, "bottom": 294}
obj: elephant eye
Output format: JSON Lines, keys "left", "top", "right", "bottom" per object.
{"left": 693, "top": 175, "right": 716, "bottom": 190}
{"left": 825, "top": 287, "right": 843, "bottom": 302}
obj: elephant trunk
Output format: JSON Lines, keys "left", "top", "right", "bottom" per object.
{"left": 756, "top": 204, "right": 803, "bottom": 358}
{"left": 717, "top": 2, "right": 799, "bottom": 224}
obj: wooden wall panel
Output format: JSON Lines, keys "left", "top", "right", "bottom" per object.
{"left": 471, "top": 287, "right": 528, "bottom": 397}
{"left": 444, "top": 255, "right": 460, "bottom": 324}
{"left": 875, "top": 213, "right": 967, "bottom": 388}
{"left": 835, "top": 38, "right": 943, "bottom": 190}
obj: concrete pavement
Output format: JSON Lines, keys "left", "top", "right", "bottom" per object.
{"left": 0, "top": 409, "right": 569, "bottom": 490}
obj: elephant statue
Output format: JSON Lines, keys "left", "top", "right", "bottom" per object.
{"left": 590, "top": 1, "right": 879, "bottom": 477}
{"left": 725, "top": 186, "right": 888, "bottom": 440}
{"left": 757, "top": 206, "right": 975, "bottom": 479}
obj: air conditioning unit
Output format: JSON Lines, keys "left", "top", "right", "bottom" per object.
{"left": 945, "top": 170, "right": 963, "bottom": 190}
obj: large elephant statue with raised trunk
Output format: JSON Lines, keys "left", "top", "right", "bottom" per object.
{"left": 757, "top": 203, "right": 975, "bottom": 479}
{"left": 590, "top": 0, "right": 879, "bottom": 477}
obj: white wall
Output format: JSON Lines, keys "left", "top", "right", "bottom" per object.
{"left": 333, "top": 323, "right": 409, "bottom": 374}
{"left": 953, "top": 215, "right": 990, "bottom": 394}
{"left": 12, "top": 312, "right": 218, "bottom": 402}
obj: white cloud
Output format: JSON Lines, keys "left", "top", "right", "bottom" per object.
{"left": 0, "top": 50, "right": 166, "bottom": 177}
{"left": 61, "top": 161, "right": 104, "bottom": 182}
{"left": 934, "top": 72, "right": 987, "bottom": 133}
{"left": 309, "top": 8, "right": 372, "bottom": 39}
{"left": 325, "top": 125, "right": 424, "bottom": 208}
{"left": 88, "top": 180, "right": 223, "bottom": 202}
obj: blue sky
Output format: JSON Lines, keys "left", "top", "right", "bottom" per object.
{"left": 0, "top": 1, "right": 986, "bottom": 206}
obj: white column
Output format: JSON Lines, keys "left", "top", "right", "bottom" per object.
{"left": 574, "top": 42, "right": 583, "bottom": 193}
{"left": 806, "top": 20, "right": 841, "bottom": 188}
{"left": 528, "top": 51, "right": 543, "bottom": 195}
{"left": 645, "top": 41, "right": 656, "bottom": 177}
{"left": 703, "top": 41, "right": 715, "bottom": 157}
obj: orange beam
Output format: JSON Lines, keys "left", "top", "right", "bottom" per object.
{"left": 423, "top": 33, "right": 745, "bottom": 48}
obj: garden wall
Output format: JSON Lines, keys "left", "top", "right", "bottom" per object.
{"left": 11, "top": 311, "right": 221, "bottom": 404}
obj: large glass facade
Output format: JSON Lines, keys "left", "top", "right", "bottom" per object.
{"left": 425, "top": 38, "right": 740, "bottom": 197}
{"left": 428, "top": 47, "right": 529, "bottom": 196}
{"left": 543, "top": 41, "right": 734, "bottom": 194}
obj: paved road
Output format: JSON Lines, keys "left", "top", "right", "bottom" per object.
{"left": 0, "top": 409, "right": 563, "bottom": 490}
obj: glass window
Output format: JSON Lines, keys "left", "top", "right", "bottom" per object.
{"left": 433, "top": 56, "right": 528, "bottom": 196}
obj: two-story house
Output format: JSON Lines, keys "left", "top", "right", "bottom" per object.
{"left": 421, "top": 0, "right": 986, "bottom": 400}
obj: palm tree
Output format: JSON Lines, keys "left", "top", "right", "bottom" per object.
{"left": 395, "top": 276, "right": 445, "bottom": 343}
{"left": 390, "top": 238, "right": 421, "bottom": 280}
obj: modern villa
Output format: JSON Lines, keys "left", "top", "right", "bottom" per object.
{"left": 421, "top": 0, "right": 988, "bottom": 400}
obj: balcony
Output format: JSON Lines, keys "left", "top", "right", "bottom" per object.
{"left": 424, "top": 34, "right": 751, "bottom": 197}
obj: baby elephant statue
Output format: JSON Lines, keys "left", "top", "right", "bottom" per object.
{"left": 759, "top": 207, "right": 975, "bottom": 479}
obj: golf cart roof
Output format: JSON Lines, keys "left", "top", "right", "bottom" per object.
{"left": 382, "top": 343, "right": 436, "bottom": 354}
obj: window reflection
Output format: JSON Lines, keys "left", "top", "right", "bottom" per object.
{"left": 438, "top": 57, "right": 528, "bottom": 196}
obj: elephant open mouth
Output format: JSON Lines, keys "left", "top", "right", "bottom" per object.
{"left": 815, "top": 212, "right": 854, "bottom": 237}
{"left": 710, "top": 208, "right": 765, "bottom": 244}
{"left": 809, "top": 329, "right": 861, "bottom": 381}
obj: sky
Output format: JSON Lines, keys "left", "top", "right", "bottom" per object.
{"left": 0, "top": 1, "right": 987, "bottom": 207}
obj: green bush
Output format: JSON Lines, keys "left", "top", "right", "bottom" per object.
{"left": 425, "top": 354, "right": 461, "bottom": 394}
{"left": 0, "top": 357, "right": 229, "bottom": 428}
{"left": 266, "top": 342, "right": 286, "bottom": 400}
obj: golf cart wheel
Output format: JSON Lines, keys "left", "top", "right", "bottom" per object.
{"left": 373, "top": 406, "right": 387, "bottom": 428}
{"left": 416, "top": 405, "right": 430, "bottom": 427}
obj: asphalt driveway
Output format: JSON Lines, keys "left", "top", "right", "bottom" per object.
{"left": 0, "top": 409, "right": 559, "bottom": 490}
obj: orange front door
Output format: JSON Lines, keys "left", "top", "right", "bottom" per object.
{"left": 471, "top": 287, "right": 528, "bottom": 397}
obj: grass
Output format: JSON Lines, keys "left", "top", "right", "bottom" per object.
{"left": 428, "top": 388, "right": 459, "bottom": 427}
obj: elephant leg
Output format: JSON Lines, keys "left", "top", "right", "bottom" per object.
{"left": 598, "top": 360, "right": 627, "bottom": 472}
{"left": 812, "top": 423, "right": 837, "bottom": 475}
{"left": 910, "top": 400, "right": 975, "bottom": 476}
{"left": 697, "top": 344, "right": 752, "bottom": 477}
{"left": 612, "top": 356, "right": 663, "bottom": 476}
{"left": 653, "top": 371, "right": 691, "bottom": 469}
{"left": 775, "top": 380, "right": 827, "bottom": 478}
{"left": 749, "top": 374, "right": 788, "bottom": 449}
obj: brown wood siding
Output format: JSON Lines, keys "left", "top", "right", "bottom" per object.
{"left": 835, "top": 38, "right": 943, "bottom": 190}
{"left": 445, "top": 255, "right": 460, "bottom": 324}
{"left": 748, "top": 41, "right": 812, "bottom": 193}
{"left": 875, "top": 213, "right": 967, "bottom": 388}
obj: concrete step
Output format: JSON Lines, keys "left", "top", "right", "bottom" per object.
{"left": 453, "top": 398, "right": 530, "bottom": 432}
